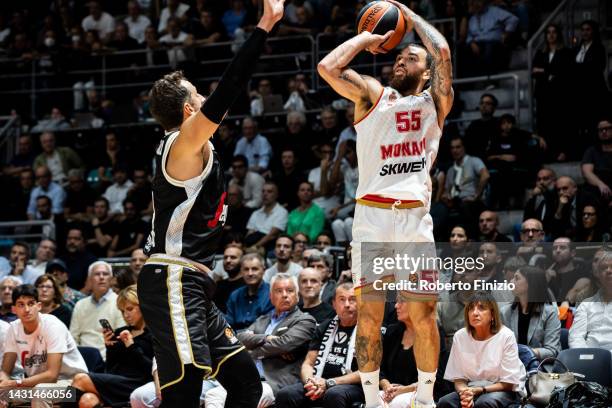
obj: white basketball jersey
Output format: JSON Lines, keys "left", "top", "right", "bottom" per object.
{"left": 354, "top": 87, "right": 441, "bottom": 207}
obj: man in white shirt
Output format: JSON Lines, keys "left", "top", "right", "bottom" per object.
{"left": 81, "top": 1, "right": 116, "bottom": 42}
{"left": 263, "top": 235, "right": 303, "bottom": 282}
{"left": 158, "top": 0, "right": 190, "bottom": 33}
{"left": 569, "top": 251, "right": 612, "bottom": 351}
{"left": 28, "top": 239, "right": 57, "bottom": 276}
{"left": 234, "top": 117, "right": 273, "bottom": 173}
{"left": 308, "top": 143, "right": 342, "bottom": 218}
{"left": 245, "top": 182, "right": 288, "bottom": 251}
{"left": 0, "top": 284, "right": 87, "bottom": 408}
{"left": 0, "top": 242, "right": 43, "bottom": 285}
{"left": 69, "top": 261, "right": 126, "bottom": 360}
{"left": 27, "top": 166, "right": 66, "bottom": 218}
{"left": 159, "top": 18, "right": 193, "bottom": 68}
{"left": 103, "top": 165, "right": 134, "bottom": 214}
{"left": 229, "top": 155, "right": 265, "bottom": 208}
{"left": 124, "top": 1, "right": 151, "bottom": 43}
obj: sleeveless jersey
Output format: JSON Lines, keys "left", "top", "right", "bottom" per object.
{"left": 144, "top": 131, "right": 228, "bottom": 267}
{"left": 354, "top": 87, "right": 441, "bottom": 208}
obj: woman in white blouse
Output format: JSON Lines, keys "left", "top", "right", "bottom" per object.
{"left": 438, "top": 291, "right": 526, "bottom": 408}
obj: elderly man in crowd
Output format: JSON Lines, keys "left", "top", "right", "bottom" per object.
{"left": 0, "top": 277, "right": 20, "bottom": 322}
{"left": 516, "top": 218, "right": 549, "bottom": 267}
{"left": 236, "top": 274, "right": 316, "bottom": 404}
{"left": 299, "top": 268, "right": 335, "bottom": 324}
{"left": 69, "top": 261, "right": 125, "bottom": 360}
{"left": 307, "top": 253, "right": 336, "bottom": 305}
{"left": 28, "top": 239, "right": 57, "bottom": 276}
{"left": 275, "top": 283, "right": 364, "bottom": 407}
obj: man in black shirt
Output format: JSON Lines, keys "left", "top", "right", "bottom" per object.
{"left": 86, "top": 197, "right": 117, "bottom": 257}
{"left": 464, "top": 93, "right": 500, "bottom": 161}
{"left": 213, "top": 245, "right": 245, "bottom": 313}
{"left": 61, "top": 227, "right": 97, "bottom": 292}
{"left": 546, "top": 237, "right": 588, "bottom": 303}
{"left": 478, "top": 210, "right": 511, "bottom": 242}
{"left": 298, "top": 267, "right": 335, "bottom": 325}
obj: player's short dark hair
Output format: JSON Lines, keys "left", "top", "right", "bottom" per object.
{"left": 149, "top": 71, "right": 191, "bottom": 131}
{"left": 12, "top": 284, "right": 38, "bottom": 304}
{"left": 480, "top": 93, "right": 498, "bottom": 107}
{"left": 406, "top": 43, "right": 433, "bottom": 70}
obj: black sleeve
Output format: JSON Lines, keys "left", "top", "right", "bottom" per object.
{"left": 308, "top": 320, "right": 329, "bottom": 351}
{"left": 124, "top": 331, "right": 154, "bottom": 377}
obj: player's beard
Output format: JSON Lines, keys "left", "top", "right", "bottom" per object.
{"left": 390, "top": 71, "right": 421, "bottom": 95}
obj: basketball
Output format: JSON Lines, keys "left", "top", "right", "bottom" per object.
{"left": 356, "top": 1, "right": 407, "bottom": 52}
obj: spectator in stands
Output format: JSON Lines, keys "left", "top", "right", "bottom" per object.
{"left": 477, "top": 243, "right": 504, "bottom": 281}
{"left": 315, "top": 106, "right": 342, "bottom": 150}
{"left": 237, "top": 274, "right": 317, "bottom": 396}
{"left": 299, "top": 267, "right": 335, "bottom": 325}
{"left": 224, "top": 184, "right": 253, "bottom": 238}
{"left": 284, "top": 73, "right": 321, "bottom": 114}
{"left": 335, "top": 104, "right": 356, "bottom": 155}
{"left": 213, "top": 246, "right": 245, "bottom": 313}
{"left": 34, "top": 195, "right": 64, "bottom": 241}
{"left": 29, "top": 239, "right": 57, "bottom": 276}
{"left": 64, "top": 169, "right": 96, "bottom": 222}
{"left": 437, "top": 266, "right": 479, "bottom": 347}
{"left": 129, "top": 249, "right": 147, "bottom": 277}
{"left": 225, "top": 253, "right": 274, "bottom": 330}
{"left": 309, "top": 142, "right": 341, "bottom": 218}
{"left": 35, "top": 274, "right": 72, "bottom": 328}
{"left": 108, "top": 198, "right": 147, "bottom": 257}
{"left": 86, "top": 197, "right": 117, "bottom": 257}
{"left": 524, "top": 168, "right": 557, "bottom": 230}
{"left": 27, "top": 165, "right": 65, "bottom": 218}
{"left": 107, "top": 22, "right": 140, "bottom": 67}
{"left": 143, "top": 26, "right": 165, "bottom": 66}
{"left": 0, "top": 317, "right": 20, "bottom": 381}
{"left": 283, "top": 105, "right": 314, "bottom": 168}
{"left": 438, "top": 292, "right": 525, "bottom": 408}
{"left": 308, "top": 253, "right": 336, "bottom": 305}
{"left": 464, "top": 94, "right": 499, "bottom": 160}
{"left": 4, "top": 134, "right": 35, "bottom": 177}
{"left": 72, "top": 285, "right": 154, "bottom": 408}
{"left": 569, "top": 250, "right": 612, "bottom": 350}
{"left": 81, "top": 0, "right": 115, "bottom": 42}
{"left": 104, "top": 164, "right": 133, "bottom": 215}
{"left": 31, "top": 107, "right": 71, "bottom": 133}
{"left": 127, "top": 168, "right": 153, "bottom": 217}
{"left": 159, "top": 17, "right": 194, "bottom": 69}
{"left": 550, "top": 176, "right": 597, "bottom": 239}
{"left": 0, "top": 284, "right": 88, "bottom": 405}
{"left": 582, "top": 117, "right": 612, "bottom": 204}
{"left": 502, "top": 266, "right": 560, "bottom": 365}
{"left": 62, "top": 226, "right": 97, "bottom": 292}
{"left": 576, "top": 205, "right": 611, "bottom": 243}
{"left": 222, "top": 0, "right": 249, "bottom": 38}
{"left": 292, "top": 232, "right": 309, "bottom": 265}
{"left": 34, "top": 132, "right": 84, "bottom": 186}
{"left": 532, "top": 24, "right": 573, "bottom": 158}
{"left": 192, "top": 9, "right": 227, "bottom": 45}
{"left": 287, "top": 182, "right": 326, "bottom": 242}
{"left": 478, "top": 210, "right": 511, "bottom": 242}
{"left": 13, "top": 168, "right": 34, "bottom": 220}
{"left": 245, "top": 181, "right": 288, "bottom": 252}
{"left": 502, "top": 256, "right": 527, "bottom": 282}
{"left": 442, "top": 137, "right": 489, "bottom": 233}
{"left": 158, "top": 0, "right": 191, "bottom": 34}
{"left": 278, "top": 4, "right": 315, "bottom": 36}
{"left": 463, "top": 0, "right": 518, "bottom": 76}
{"left": 274, "top": 148, "right": 307, "bottom": 210}
{"left": 546, "top": 237, "right": 588, "bottom": 304}
{"left": 329, "top": 140, "right": 358, "bottom": 246}
{"left": 45, "top": 259, "right": 85, "bottom": 310}
{"left": 573, "top": 20, "right": 608, "bottom": 142}
{"left": 314, "top": 232, "right": 334, "bottom": 252}
{"left": 250, "top": 77, "right": 275, "bottom": 117}
{"left": 234, "top": 117, "right": 273, "bottom": 174}
{"left": 0, "top": 277, "right": 19, "bottom": 322}
{"left": 229, "top": 155, "right": 265, "bottom": 209}
{"left": 275, "top": 283, "right": 364, "bottom": 407}
{"left": 110, "top": 268, "right": 136, "bottom": 294}
{"left": 95, "top": 131, "right": 127, "bottom": 189}
{"left": 263, "top": 235, "right": 303, "bottom": 283}
{"left": 70, "top": 261, "right": 126, "bottom": 360}
{"left": 516, "top": 219, "right": 548, "bottom": 267}
{"left": 0, "top": 242, "right": 42, "bottom": 285}
{"left": 124, "top": 1, "right": 151, "bottom": 44}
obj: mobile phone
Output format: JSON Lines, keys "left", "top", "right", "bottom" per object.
{"left": 99, "top": 319, "right": 114, "bottom": 332}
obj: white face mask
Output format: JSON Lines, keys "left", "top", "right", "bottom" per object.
{"left": 44, "top": 37, "right": 55, "bottom": 47}
{"left": 72, "top": 35, "right": 81, "bottom": 43}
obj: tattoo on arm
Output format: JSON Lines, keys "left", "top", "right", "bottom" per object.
{"left": 340, "top": 72, "right": 364, "bottom": 91}
{"left": 355, "top": 334, "right": 382, "bottom": 369}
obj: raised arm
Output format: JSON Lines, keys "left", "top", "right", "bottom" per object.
{"left": 388, "top": 0, "right": 453, "bottom": 128}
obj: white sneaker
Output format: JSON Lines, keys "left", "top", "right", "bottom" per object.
{"left": 409, "top": 392, "right": 436, "bottom": 408}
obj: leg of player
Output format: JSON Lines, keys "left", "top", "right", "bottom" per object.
{"left": 356, "top": 288, "right": 386, "bottom": 408}
{"left": 214, "top": 349, "right": 262, "bottom": 408}
{"left": 405, "top": 297, "right": 438, "bottom": 407}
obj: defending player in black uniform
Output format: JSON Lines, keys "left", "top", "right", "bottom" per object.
{"left": 137, "top": 1, "right": 285, "bottom": 407}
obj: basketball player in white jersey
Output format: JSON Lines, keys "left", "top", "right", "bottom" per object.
{"left": 318, "top": 1, "right": 453, "bottom": 407}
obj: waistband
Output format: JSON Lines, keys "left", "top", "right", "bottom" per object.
{"left": 145, "top": 253, "right": 200, "bottom": 271}
{"left": 356, "top": 194, "right": 424, "bottom": 209}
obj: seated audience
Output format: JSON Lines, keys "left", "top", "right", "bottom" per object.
{"left": 27, "top": 165, "right": 65, "bottom": 219}
{"left": 33, "top": 132, "right": 84, "bottom": 186}
{"left": 308, "top": 253, "right": 336, "bottom": 305}
{"left": 129, "top": 248, "right": 147, "bottom": 277}
{"left": 87, "top": 197, "right": 117, "bottom": 257}
{"left": 478, "top": 211, "right": 512, "bottom": 242}
{"left": 29, "top": 239, "right": 57, "bottom": 276}
{"left": 0, "top": 277, "right": 19, "bottom": 323}
{"left": 70, "top": 261, "right": 126, "bottom": 359}
{"left": 329, "top": 140, "right": 358, "bottom": 246}
{"left": 515, "top": 219, "right": 548, "bottom": 267}
{"left": 213, "top": 245, "right": 245, "bottom": 313}
{"left": 298, "top": 268, "right": 335, "bottom": 324}
{"left": 104, "top": 165, "right": 134, "bottom": 215}
{"left": 111, "top": 268, "right": 137, "bottom": 293}
{"left": 275, "top": 283, "right": 364, "bottom": 407}
{"left": 234, "top": 117, "right": 273, "bottom": 174}
{"left": 291, "top": 232, "right": 309, "bottom": 265}
{"left": 107, "top": 198, "right": 147, "bottom": 257}
{"left": 63, "top": 169, "right": 96, "bottom": 222}
{"left": 72, "top": 285, "right": 154, "bottom": 407}
{"left": 550, "top": 176, "right": 597, "bottom": 239}
{"left": 287, "top": 182, "right": 326, "bottom": 242}
{"left": 0, "top": 242, "right": 42, "bottom": 285}
{"left": 438, "top": 292, "right": 526, "bottom": 408}
{"left": 263, "top": 235, "right": 303, "bottom": 283}
{"left": 0, "top": 284, "right": 88, "bottom": 406}
{"left": 523, "top": 168, "right": 557, "bottom": 231}
{"left": 501, "top": 266, "right": 560, "bottom": 366}
{"left": 35, "top": 274, "right": 72, "bottom": 328}
{"left": 273, "top": 148, "right": 307, "bottom": 211}
{"left": 582, "top": 117, "right": 612, "bottom": 204}
{"left": 225, "top": 254, "right": 274, "bottom": 330}
{"left": 62, "top": 227, "right": 98, "bottom": 292}
{"left": 237, "top": 274, "right": 316, "bottom": 397}
{"left": 314, "top": 232, "right": 334, "bottom": 253}
{"left": 245, "top": 182, "right": 288, "bottom": 252}
{"left": 546, "top": 237, "right": 588, "bottom": 303}
{"left": 224, "top": 184, "right": 254, "bottom": 237}
{"left": 45, "top": 259, "right": 85, "bottom": 310}
{"left": 229, "top": 155, "right": 265, "bottom": 209}
{"left": 576, "top": 204, "right": 610, "bottom": 242}
{"left": 464, "top": 94, "right": 500, "bottom": 160}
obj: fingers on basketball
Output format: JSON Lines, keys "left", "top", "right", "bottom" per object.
{"left": 356, "top": 1, "right": 408, "bottom": 52}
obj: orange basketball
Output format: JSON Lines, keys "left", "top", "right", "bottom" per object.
{"left": 356, "top": 1, "right": 407, "bottom": 52}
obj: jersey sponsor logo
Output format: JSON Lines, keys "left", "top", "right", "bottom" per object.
{"left": 395, "top": 110, "right": 421, "bottom": 133}
{"left": 379, "top": 158, "right": 426, "bottom": 176}
{"left": 380, "top": 138, "right": 426, "bottom": 159}
{"left": 207, "top": 192, "right": 227, "bottom": 228}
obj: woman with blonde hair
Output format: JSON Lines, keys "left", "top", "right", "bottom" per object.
{"left": 72, "top": 285, "right": 154, "bottom": 407}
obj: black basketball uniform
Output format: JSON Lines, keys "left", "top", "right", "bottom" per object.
{"left": 138, "top": 130, "right": 243, "bottom": 390}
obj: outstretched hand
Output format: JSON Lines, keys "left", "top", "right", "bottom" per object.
{"left": 257, "top": 0, "right": 286, "bottom": 33}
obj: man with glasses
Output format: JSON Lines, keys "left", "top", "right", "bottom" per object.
{"left": 229, "top": 155, "right": 265, "bottom": 209}
{"left": 582, "top": 117, "right": 612, "bottom": 204}
{"left": 516, "top": 218, "right": 549, "bottom": 268}
{"left": 27, "top": 166, "right": 65, "bottom": 220}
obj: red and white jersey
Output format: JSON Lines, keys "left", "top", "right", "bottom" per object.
{"left": 354, "top": 87, "right": 441, "bottom": 207}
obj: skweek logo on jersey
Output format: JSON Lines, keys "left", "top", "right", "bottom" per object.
{"left": 379, "top": 157, "right": 426, "bottom": 176}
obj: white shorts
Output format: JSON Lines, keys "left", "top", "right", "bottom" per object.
{"left": 351, "top": 204, "right": 438, "bottom": 298}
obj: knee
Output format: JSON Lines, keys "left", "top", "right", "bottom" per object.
{"left": 78, "top": 392, "right": 100, "bottom": 408}
{"left": 72, "top": 373, "right": 90, "bottom": 390}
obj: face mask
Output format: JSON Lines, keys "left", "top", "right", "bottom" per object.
{"left": 72, "top": 35, "right": 81, "bottom": 43}
{"left": 44, "top": 37, "right": 55, "bottom": 47}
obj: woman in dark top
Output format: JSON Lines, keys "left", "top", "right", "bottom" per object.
{"left": 35, "top": 274, "right": 72, "bottom": 328}
{"left": 380, "top": 295, "right": 447, "bottom": 406}
{"left": 575, "top": 204, "right": 610, "bottom": 243}
{"left": 72, "top": 285, "right": 154, "bottom": 407}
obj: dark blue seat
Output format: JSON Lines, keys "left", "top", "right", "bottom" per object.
{"left": 557, "top": 348, "right": 612, "bottom": 387}
{"left": 77, "top": 346, "right": 105, "bottom": 373}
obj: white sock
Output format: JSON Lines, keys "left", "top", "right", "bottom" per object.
{"left": 359, "top": 369, "right": 380, "bottom": 408}
{"left": 416, "top": 368, "right": 436, "bottom": 404}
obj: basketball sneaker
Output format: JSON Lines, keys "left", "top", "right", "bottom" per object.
{"left": 409, "top": 391, "right": 436, "bottom": 408}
